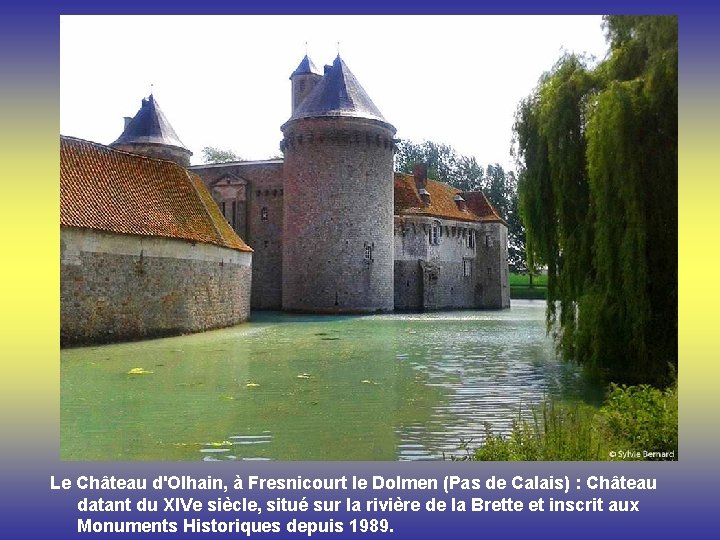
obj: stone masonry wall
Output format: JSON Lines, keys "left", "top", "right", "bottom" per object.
{"left": 191, "top": 161, "right": 284, "bottom": 310}
{"left": 394, "top": 216, "right": 510, "bottom": 310}
{"left": 475, "top": 222, "right": 511, "bottom": 309}
{"left": 61, "top": 228, "right": 252, "bottom": 346}
{"left": 281, "top": 117, "right": 395, "bottom": 312}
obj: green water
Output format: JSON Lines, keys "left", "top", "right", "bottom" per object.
{"left": 61, "top": 300, "right": 602, "bottom": 461}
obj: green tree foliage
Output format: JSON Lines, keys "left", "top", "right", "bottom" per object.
{"left": 513, "top": 16, "right": 677, "bottom": 386}
{"left": 201, "top": 146, "right": 241, "bottom": 163}
{"left": 394, "top": 140, "right": 462, "bottom": 186}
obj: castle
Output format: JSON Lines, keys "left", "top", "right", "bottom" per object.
{"left": 60, "top": 54, "right": 509, "bottom": 345}
{"left": 191, "top": 55, "right": 510, "bottom": 313}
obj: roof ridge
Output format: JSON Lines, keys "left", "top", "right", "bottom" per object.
{"left": 62, "top": 135, "right": 186, "bottom": 166}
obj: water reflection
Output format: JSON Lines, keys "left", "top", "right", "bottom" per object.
{"left": 61, "top": 301, "right": 601, "bottom": 461}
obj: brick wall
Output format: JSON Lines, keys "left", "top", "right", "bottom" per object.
{"left": 61, "top": 228, "right": 252, "bottom": 346}
{"left": 192, "top": 161, "right": 284, "bottom": 310}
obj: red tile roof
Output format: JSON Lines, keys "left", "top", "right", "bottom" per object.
{"left": 60, "top": 136, "right": 251, "bottom": 252}
{"left": 393, "top": 173, "right": 504, "bottom": 224}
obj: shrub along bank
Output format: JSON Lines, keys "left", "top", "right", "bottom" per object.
{"left": 472, "top": 383, "right": 677, "bottom": 461}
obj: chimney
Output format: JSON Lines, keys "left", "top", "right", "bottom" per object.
{"left": 413, "top": 163, "right": 427, "bottom": 191}
{"left": 123, "top": 117, "right": 133, "bottom": 129}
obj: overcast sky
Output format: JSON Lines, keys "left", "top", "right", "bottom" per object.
{"left": 60, "top": 15, "right": 609, "bottom": 170}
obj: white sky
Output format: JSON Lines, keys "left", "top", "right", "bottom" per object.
{"left": 60, "top": 15, "right": 609, "bottom": 170}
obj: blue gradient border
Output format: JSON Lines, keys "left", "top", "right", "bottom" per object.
{"left": 2, "top": 1, "right": 714, "bottom": 539}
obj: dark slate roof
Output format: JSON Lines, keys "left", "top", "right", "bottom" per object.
{"left": 61, "top": 136, "right": 251, "bottom": 252}
{"left": 290, "top": 55, "right": 389, "bottom": 124}
{"left": 111, "top": 95, "right": 189, "bottom": 151}
{"left": 290, "top": 54, "right": 321, "bottom": 77}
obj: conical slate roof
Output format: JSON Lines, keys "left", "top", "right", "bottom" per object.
{"left": 290, "top": 54, "right": 321, "bottom": 78}
{"left": 111, "top": 95, "right": 189, "bottom": 150}
{"left": 289, "top": 56, "right": 389, "bottom": 124}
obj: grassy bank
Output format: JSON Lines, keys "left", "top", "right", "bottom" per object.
{"left": 472, "top": 383, "right": 678, "bottom": 461}
{"left": 510, "top": 273, "right": 547, "bottom": 300}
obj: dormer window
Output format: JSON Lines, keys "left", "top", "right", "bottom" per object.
{"left": 430, "top": 220, "right": 441, "bottom": 245}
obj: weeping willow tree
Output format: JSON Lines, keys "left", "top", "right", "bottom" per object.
{"left": 514, "top": 16, "right": 677, "bottom": 386}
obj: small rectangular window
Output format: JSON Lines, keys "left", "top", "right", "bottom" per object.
{"left": 364, "top": 244, "right": 373, "bottom": 262}
{"left": 231, "top": 201, "right": 237, "bottom": 229}
{"left": 463, "top": 259, "right": 472, "bottom": 277}
{"left": 485, "top": 234, "right": 491, "bottom": 247}
{"left": 430, "top": 221, "right": 441, "bottom": 245}
{"left": 468, "top": 230, "right": 476, "bottom": 249}
{"left": 261, "top": 207, "right": 268, "bottom": 221}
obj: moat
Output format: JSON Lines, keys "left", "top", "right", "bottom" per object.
{"left": 60, "top": 300, "right": 603, "bottom": 461}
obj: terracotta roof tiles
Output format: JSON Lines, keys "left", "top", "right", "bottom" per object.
{"left": 393, "top": 173, "right": 504, "bottom": 224}
{"left": 60, "top": 136, "right": 251, "bottom": 252}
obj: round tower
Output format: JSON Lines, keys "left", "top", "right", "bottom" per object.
{"left": 290, "top": 54, "right": 322, "bottom": 115}
{"left": 281, "top": 55, "right": 396, "bottom": 313}
{"left": 110, "top": 94, "right": 192, "bottom": 167}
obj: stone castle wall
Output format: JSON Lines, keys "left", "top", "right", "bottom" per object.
{"left": 292, "top": 73, "right": 322, "bottom": 114}
{"left": 394, "top": 217, "right": 510, "bottom": 310}
{"left": 281, "top": 117, "right": 395, "bottom": 312}
{"left": 61, "top": 228, "right": 252, "bottom": 346}
{"left": 476, "top": 222, "right": 511, "bottom": 309}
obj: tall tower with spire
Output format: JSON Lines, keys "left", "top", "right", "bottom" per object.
{"left": 110, "top": 94, "right": 192, "bottom": 167}
{"left": 280, "top": 55, "right": 397, "bottom": 313}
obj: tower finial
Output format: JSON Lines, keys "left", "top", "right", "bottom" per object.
{"left": 305, "top": 41, "right": 308, "bottom": 55}
{"left": 337, "top": 41, "right": 340, "bottom": 56}
{"left": 150, "top": 83, "right": 154, "bottom": 97}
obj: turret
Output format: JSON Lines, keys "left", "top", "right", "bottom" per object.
{"left": 110, "top": 94, "right": 192, "bottom": 167}
{"left": 290, "top": 55, "right": 322, "bottom": 115}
